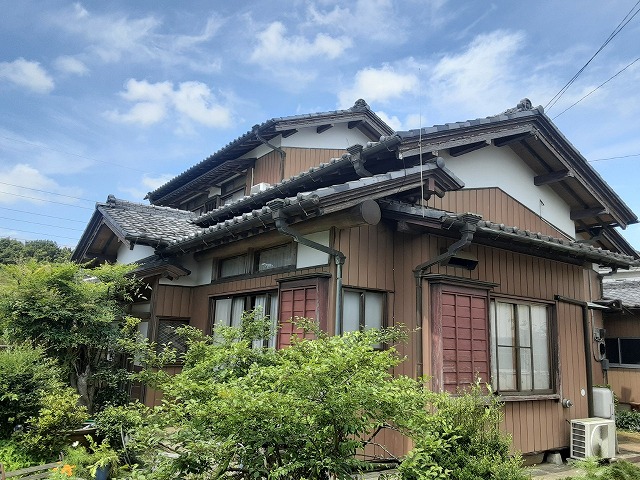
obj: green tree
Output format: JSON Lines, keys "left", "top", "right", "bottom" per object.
{"left": 0, "top": 260, "right": 140, "bottom": 413}
{"left": 0, "top": 343, "right": 86, "bottom": 462}
{"left": 0, "top": 238, "right": 71, "bottom": 264}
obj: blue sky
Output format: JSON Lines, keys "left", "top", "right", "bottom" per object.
{"left": 1, "top": 1, "right": 639, "bottom": 251}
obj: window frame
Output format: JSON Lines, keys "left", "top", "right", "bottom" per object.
{"left": 214, "top": 243, "right": 296, "bottom": 281}
{"left": 489, "top": 298, "right": 556, "bottom": 396}
{"left": 209, "top": 291, "right": 279, "bottom": 348}
{"left": 155, "top": 317, "right": 190, "bottom": 364}
{"left": 340, "top": 288, "right": 387, "bottom": 335}
{"left": 605, "top": 337, "right": 640, "bottom": 368}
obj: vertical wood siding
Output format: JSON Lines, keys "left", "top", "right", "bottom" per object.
{"left": 154, "top": 285, "right": 192, "bottom": 318}
{"left": 283, "top": 148, "right": 346, "bottom": 180}
{"left": 608, "top": 368, "right": 640, "bottom": 403}
{"left": 426, "top": 188, "right": 571, "bottom": 240}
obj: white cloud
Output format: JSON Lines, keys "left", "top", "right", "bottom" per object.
{"left": 0, "top": 58, "right": 54, "bottom": 94}
{"left": 375, "top": 110, "right": 403, "bottom": 131}
{"left": 250, "top": 21, "right": 351, "bottom": 64}
{"left": 106, "top": 79, "right": 233, "bottom": 129}
{"left": 427, "top": 30, "right": 526, "bottom": 114}
{"left": 0, "top": 164, "right": 83, "bottom": 205}
{"left": 54, "top": 56, "right": 89, "bottom": 76}
{"left": 53, "top": 4, "right": 223, "bottom": 72}
{"left": 119, "top": 173, "right": 175, "bottom": 201}
{"left": 338, "top": 65, "right": 418, "bottom": 109}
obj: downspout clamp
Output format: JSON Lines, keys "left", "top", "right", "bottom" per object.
{"left": 413, "top": 213, "right": 481, "bottom": 380}
{"left": 268, "top": 199, "right": 347, "bottom": 331}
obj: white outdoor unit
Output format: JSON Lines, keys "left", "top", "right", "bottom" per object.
{"left": 570, "top": 418, "right": 616, "bottom": 460}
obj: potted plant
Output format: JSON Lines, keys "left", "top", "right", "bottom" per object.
{"left": 86, "top": 437, "right": 119, "bottom": 480}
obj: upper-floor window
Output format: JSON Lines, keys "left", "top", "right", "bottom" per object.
{"left": 489, "top": 300, "right": 552, "bottom": 394}
{"left": 216, "top": 244, "right": 294, "bottom": 279}
{"left": 220, "top": 175, "right": 247, "bottom": 206}
{"left": 256, "top": 244, "right": 293, "bottom": 272}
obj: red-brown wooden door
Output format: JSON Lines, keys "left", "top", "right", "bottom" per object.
{"left": 432, "top": 283, "right": 490, "bottom": 393}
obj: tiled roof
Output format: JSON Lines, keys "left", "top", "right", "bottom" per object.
{"left": 378, "top": 200, "right": 639, "bottom": 269}
{"left": 603, "top": 278, "right": 640, "bottom": 308}
{"left": 98, "top": 195, "right": 201, "bottom": 246}
{"left": 146, "top": 99, "right": 394, "bottom": 204}
{"left": 602, "top": 267, "right": 640, "bottom": 307}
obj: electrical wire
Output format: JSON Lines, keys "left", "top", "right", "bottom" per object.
{"left": 0, "top": 181, "right": 97, "bottom": 203}
{"left": 0, "top": 227, "right": 79, "bottom": 241}
{"left": 545, "top": 0, "right": 640, "bottom": 112}
{"left": 589, "top": 153, "right": 640, "bottom": 163}
{"left": 553, "top": 56, "right": 640, "bottom": 119}
{"left": 0, "top": 191, "right": 93, "bottom": 209}
{"left": 0, "top": 216, "right": 85, "bottom": 232}
{"left": 0, "top": 134, "right": 154, "bottom": 174}
{"left": 0, "top": 206, "right": 87, "bottom": 223}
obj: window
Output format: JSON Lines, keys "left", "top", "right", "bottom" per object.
{"left": 341, "top": 289, "right": 385, "bottom": 334}
{"left": 605, "top": 338, "right": 640, "bottom": 367}
{"left": 490, "top": 301, "right": 552, "bottom": 394}
{"left": 219, "top": 254, "right": 248, "bottom": 278}
{"left": 210, "top": 293, "right": 278, "bottom": 348}
{"left": 256, "top": 244, "right": 293, "bottom": 272}
{"left": 156, "top": 318, "right": 190, "bottom": 359}
{"left": 220, "top": 175, "right": 246, "bottom": 205}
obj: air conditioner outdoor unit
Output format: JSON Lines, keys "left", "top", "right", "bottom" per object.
{"left": 570, "top": 418, "right": 616, "bottom": 460}
{"left": 250, "top": 182, "right": 271, "bottom": 195}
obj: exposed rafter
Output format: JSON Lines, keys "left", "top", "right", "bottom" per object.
{"left": 493, "top": 132, "right": 531, "bottom": 147}
{"left": 534, "top": 170, "right": 574, "bottom": 186}
{"left": 316, "top": 124, "right": 333, "bottom": 134}
{"left": 448, "top": 140, "right": 489, "bottom": 157}
{"left": 571, "top": 207, "right": 609, "bottom": 220}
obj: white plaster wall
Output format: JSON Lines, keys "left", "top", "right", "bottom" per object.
{"left": 116, "top": 244, "right": 156, "bottom": 264}
{"left": 297, "top": 231, "right": 330, "bottom": 268}
{"left": 239, "top": 124, "right": 374, "bottom": 161}
{"left": 158, "top": 253, "right": 212, "bottom": 287}
{"left": 440, "top": 146, "right": 576, "bottom": 237}
{"left": 281, "top": 123, "right": 374, "bottom": 150}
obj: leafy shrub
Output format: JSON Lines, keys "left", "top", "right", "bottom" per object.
{"left": 563, "top": 459, "right": 640, "bottom": 479}
{"left": 18, "top": 387, "right": 87, "bottom": 459}
{"left": 0, "top": 344, "right": 61, "bottom": 438}
{"left": 616, "top": 410, "right": 640, "bottom": 432}
{"left": 95, "top": 402, "right": 147, "bottom": 451}
{"left": 397, "top": 383, "right": 528, "bottom": 480}
{"left": 0, "top": 438, "right": 37, "bottom": 471}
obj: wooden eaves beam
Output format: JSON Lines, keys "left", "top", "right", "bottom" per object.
{"left": 570, "top": 207, "right": 609, "bottom": 220}
{"left": 448, "top": 140, "right": 490, "bottom": 157}
{"left": 534, "top": 170, "right": 574, "bottom": 186}
{"left": 493, "top": 133, "right": 531, "bottom": 147}
{"left": 316, "top": 124, "right": 333, "bottom": 134}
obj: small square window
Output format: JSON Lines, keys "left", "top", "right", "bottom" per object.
{"left": 219, "top": 255, "right": 248, "bottom": 278}
{"left": 341, "top": 289, "right": 385, "bottom": 335}
{"left": 256, "top": 244, "right": 293, "bottom": 272}
{"left": 156, "top": 318, "right": 189, "bottom": 359}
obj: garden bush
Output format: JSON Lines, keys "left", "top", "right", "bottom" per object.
{"left": 616, "top": 409, "right": 640, "bottom": 432}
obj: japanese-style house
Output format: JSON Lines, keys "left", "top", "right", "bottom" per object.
{"left": 72, "top": 99, "right": 640, "bottom": 458}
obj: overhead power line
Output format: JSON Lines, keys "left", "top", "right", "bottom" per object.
{"left": 0, "top": 206, "right": 87, "bottom": 223}
{"left": 0, "top": 181, "right": 97, "bottom": 203}
{"left": 0, "top": 134, "right": 154, "bottom": 174}
{"left": 0, "top": 216, "right": 85, "bottom": 232}
{"left": 0, "top": 191, "right": 93, "bottom": 209}
{"left": 553, "top": 56, "right": 640, "bottom": 119}
{"left": 545, "top": 0, "right": 640, "bottom": 112}
{"left": 0, "top": 226, "right": 79, "bottom": 241}
{"left": 589, "top": 153, "right": 640, "bottom": 163}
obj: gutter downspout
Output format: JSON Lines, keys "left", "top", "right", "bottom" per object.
{"left": 554, "top": 294, "right": 595, "bottom": 417}
{"left": 254, "top": 127, "right": 286, "bottom": 181}
{"left": 412, "top": 213, "right": 481, "bottom": 380}
{"left": 269, "top": 200, "right": 347, "bottom": 331}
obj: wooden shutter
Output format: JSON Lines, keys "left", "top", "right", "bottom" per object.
{"left": 432, "top": 284, "right": 489, "bottom": 393}
{"left": 277, "top": 278, "right": 328, "bottom": 348}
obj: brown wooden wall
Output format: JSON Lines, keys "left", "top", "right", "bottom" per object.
{"left": 426, "top": 188, "right": 571, "bottom": 240}
{"left": 153, "top": 285, "right": 192, "bottom": 318}
{"left": 252, "top": 147, "right": 346, "bottom": 186}
{"left": 608, "top": 368, "right": 640, "bottom": 404}
{"left": 603, "top": 312, "right": 640, "bottom": 403}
